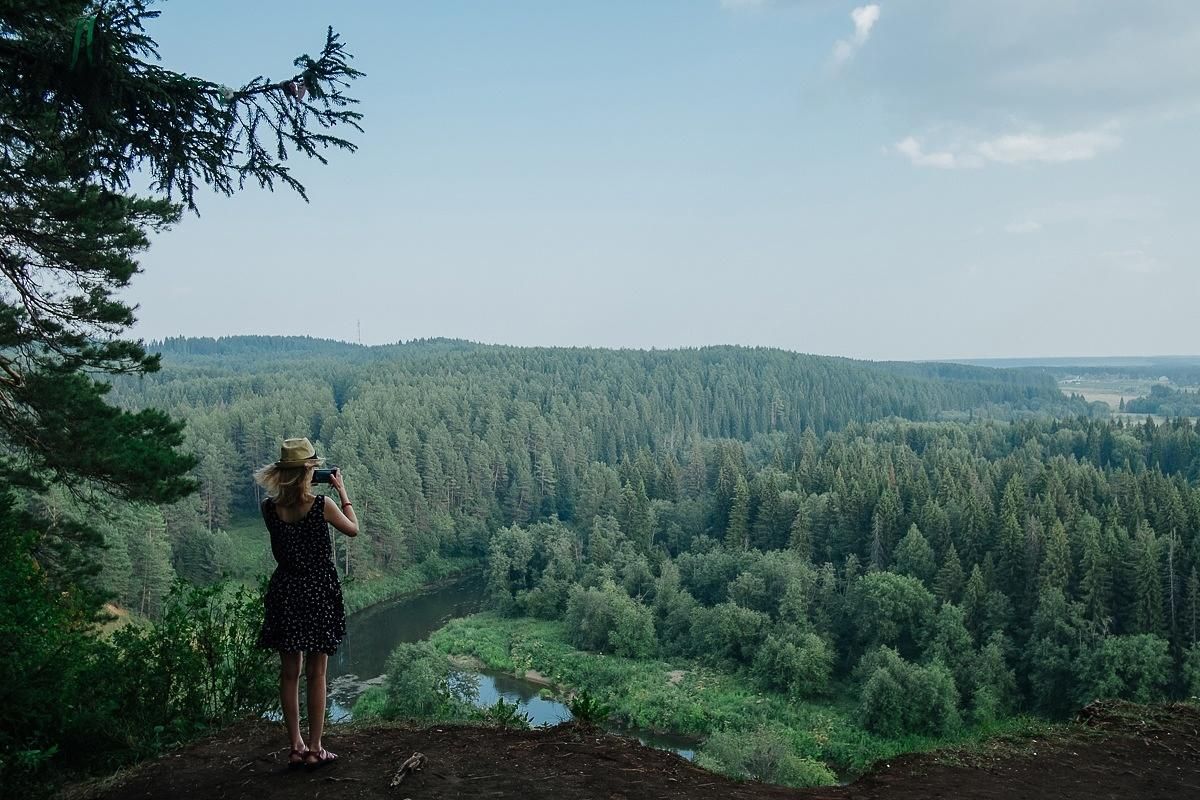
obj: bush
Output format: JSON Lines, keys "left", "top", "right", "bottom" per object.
{"left": 1076, "top": 634, "right": 1171, "bottom": 705}
{"left": 1184, "top": 644, "right": 1200, "bottom": 699}
{"left": 567, "top": 689, "right": 612, "bottom": 724}
{"left": 696, "top": 726, "right": 836, "bottom": 787}
{"left": 0, "top": 551, "right": 275, "bottom": 794}
{"left": 857, "top": 648, "right": 960, "bottom": 737}
{"left": 692, "top": 602, "right": 770, "bottom": 667}
{"left": 471, "top": 697, "right": 533, "bottom": 729}
{"left": 752, "top": 629, "right": 833, "bottom": 699}
{"left": 564, "top": 582, "right": 656, "bottom": 658}
{"left": 113, "top": 583, "right": 275, "bottom": 733}
{"left": 381, "top": 641, "right": 476, "bottom": 720}
{"left": 611, "top": 600, "right": 657, "bottom": 659}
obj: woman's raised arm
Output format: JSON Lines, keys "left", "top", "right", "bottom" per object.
{"left": 324, "top": 470, "right": 359, "bottom": 536}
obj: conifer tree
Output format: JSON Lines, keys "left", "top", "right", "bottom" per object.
{"left": 0, "top": 3, "right": 362, "bottom": 517}
{"left": 788, "top": 504, "right": 813, "bottom": 562}
{"left": 1131, "top": 521, "right": 1164, "bottom": 635}
{"left": 894, "top": 524, "right": 936, "bottom": 585}
{"left": 1039, "top": 520, "right": 1071, "bottom": 592}
{"left": 1077, "top": 515, "right": 1111, "bottom": 628}
{"left": 934, "top": 544, "right": 965, "bottom": 605}
{"left": 1186, "top": 567, "right": 1200, "bottom": 647}
{"left": 726, "top": 475, "right": 750, "bottom": 550}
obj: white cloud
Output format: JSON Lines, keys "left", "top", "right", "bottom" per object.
{"left": 1004, "top": 220, "right": 1043, "bottom": 235}
{"left": 848, "top": 3, "right": 1200, "bottom": 124}
{"left": 832, "top": 4, "right": 881, "bottom": 66}
{"left": 895, "top": 125, "right": 1122, "bottom": 169}
{"left": 976, "top": 129, "right": 1121, "bottom": 164}
{"left": 852, "top": 5, "right": 881, "bottom": 40}
{"left": 893, "top": 136, "right": 982, "bottom": 169}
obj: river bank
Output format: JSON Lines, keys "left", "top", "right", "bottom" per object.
{"left": 340, "top": 557, "right": 483, "bottom": 616}
{"left": 427, "top": 613, "right": 1054, "bottom": 780}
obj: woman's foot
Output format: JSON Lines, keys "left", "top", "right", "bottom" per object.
{"left": 304, "top": 747, "right": 338, "bottom": 769}
{"left": 288, "top": 744, "right": 308, "bottom": 769}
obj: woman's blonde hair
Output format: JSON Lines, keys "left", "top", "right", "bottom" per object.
{"left": 254, "top": 459, "right": 318, "bottom": 508}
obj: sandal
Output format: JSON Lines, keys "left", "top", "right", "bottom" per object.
{"left": 305, "top": 747, "right": 338, "bottom": 770}
{"left": 287, "top": 747, "right": 308, "bottom": 770}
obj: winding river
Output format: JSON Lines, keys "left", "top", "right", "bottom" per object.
{"left": 327, "top": 576, "right": 698, "bottom": 759}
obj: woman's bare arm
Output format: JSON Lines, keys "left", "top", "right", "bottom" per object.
{"left": 323, "top": 471, "right": 359, "bottom": 536}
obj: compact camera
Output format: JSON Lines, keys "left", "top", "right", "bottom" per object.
{"left": 312, "top": 467, "right": 340, "bottom": 484}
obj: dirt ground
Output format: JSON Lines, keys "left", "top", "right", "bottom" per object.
{"left": 78, "top": 701, "right": 1200, "bottom": 800}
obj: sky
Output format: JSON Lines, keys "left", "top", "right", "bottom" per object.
{"left": 128, "top": 1, "right": 1200, "bottom": 361}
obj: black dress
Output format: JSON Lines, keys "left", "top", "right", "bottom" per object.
{"left": 257, "top": 495, "right": 347, "bottom": 654}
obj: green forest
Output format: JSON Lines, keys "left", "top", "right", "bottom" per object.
{"left": 3, "top": 3, "right": 1198, "bottom": 794}
{"left": 78, "top": 337, "right": 1200, "bottom": 784}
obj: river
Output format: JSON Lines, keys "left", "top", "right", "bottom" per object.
{"left": 326, "top": 576, "right": 698, "bottom": 759}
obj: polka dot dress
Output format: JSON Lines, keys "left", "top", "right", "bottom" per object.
{"left": 257, "top": 495, "right": 346, "bottom": 654}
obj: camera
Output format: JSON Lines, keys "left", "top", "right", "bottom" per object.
{"left": 312, "top": 467, "right": 340, "bottom": 484}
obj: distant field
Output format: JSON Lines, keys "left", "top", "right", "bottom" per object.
{"left": 1058, "top": 379, "right": 1154, "bottom": 410}
{"left": 1057, "top": 376, "right": 1199, "bottom": 418}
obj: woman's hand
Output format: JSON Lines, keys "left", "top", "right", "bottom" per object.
{"left": 329, "top": 469, "right": 347, "bottom": 497}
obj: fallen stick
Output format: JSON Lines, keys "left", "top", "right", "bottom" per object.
{"left": 390, "top": 752, "right": 427, "bottom": 787}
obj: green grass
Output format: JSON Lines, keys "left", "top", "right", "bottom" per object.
{"left": 429, "top": 613, "right": 1055, "bottom": 777}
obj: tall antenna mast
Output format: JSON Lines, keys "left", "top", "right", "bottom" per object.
{"left": 357, "top": 319, "right": 362, "bottom": 345}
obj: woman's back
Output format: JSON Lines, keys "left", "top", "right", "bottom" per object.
{"left": 263, "top": 495, "right": 332, "bottom": 574}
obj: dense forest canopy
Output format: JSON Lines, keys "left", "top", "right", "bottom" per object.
{"left": 98, "top": 337, "right": 1093, "bottom": 588}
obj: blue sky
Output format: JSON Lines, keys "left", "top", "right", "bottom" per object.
{"left": 129, "top": 1, "right": 1200, "bottom": 359}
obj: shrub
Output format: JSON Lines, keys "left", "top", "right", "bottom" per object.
{"left": 696, "top": 726, "right": 836, "bottom": 787}
{"left": 472, "top": 697, "right": 533, "bottom": 729}
{"left": 0, "top": 562, "right": 275, "bottom": 794}
{"left": 857, "top": 648, "right": 960, "bottom": 737}
{"left": 752, "top": 629, "right": 833, "bottom": 699}
{"left": 564, "top": 581, "right": 656, "bottom": 658}
{"left": 382, "top": 641, "right": 476, "bottom": 720}
{"left": 1076, "top": 634, "right": 1171, "bottom": 705}
{"left": 111, "top": 582, "right": 276, "bottom": 733}
{"left": 567, "top": 689, "right": 612, "bottom": 724}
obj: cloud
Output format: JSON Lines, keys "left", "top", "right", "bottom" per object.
{"left": 1004, "top": 220, "right": 1043, "bottom": 235}
{"left": 844, "top": 2, "right": 1200, "bottom": 124}
{"left": 895, "top": 125, "right": 1122, "bottom": 169}
{"left": 893, "top": 136, "right": 982, "bottom": 169}
{"left": 832, "top": 4, "right": 881, "bottom": 66}
{"left": 975, "top": 129, "right": 1121, "bottom": 164}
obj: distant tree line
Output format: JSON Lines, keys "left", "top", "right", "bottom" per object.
{"left": 1124, "top": 385, "right": 1200, "bottom": 418}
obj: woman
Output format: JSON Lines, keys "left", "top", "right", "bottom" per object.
{"left": 255, "top": 437, "right": 358, "bottom": 769}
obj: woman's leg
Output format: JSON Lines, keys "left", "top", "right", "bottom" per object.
{"left": 280, "top": 651, "right": 305, "bottom": 760}
{"left": 304, "top": 652, "right": 333, "bottom": 759}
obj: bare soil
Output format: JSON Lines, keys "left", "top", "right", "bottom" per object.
{"left": 76, "top": 701, "right": 1200, "bottom": 800}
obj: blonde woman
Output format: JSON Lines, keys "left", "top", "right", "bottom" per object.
{"left": 255, "top": 437, "right": 358, "bottom": 770}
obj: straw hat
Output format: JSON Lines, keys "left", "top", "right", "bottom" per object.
{"left": 276, "top": 437, "right": 322, "bottom": 467}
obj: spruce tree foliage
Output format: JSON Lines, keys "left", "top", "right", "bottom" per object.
{"left": 0, "top": 2, "right": 362, "bottom": 510}
{"left": 0, "top": 4, "right": 361, "bottom": 787}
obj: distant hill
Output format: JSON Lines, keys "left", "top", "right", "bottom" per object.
{"left": 944, "top": 356, "right": 1200, "bottom": 386}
